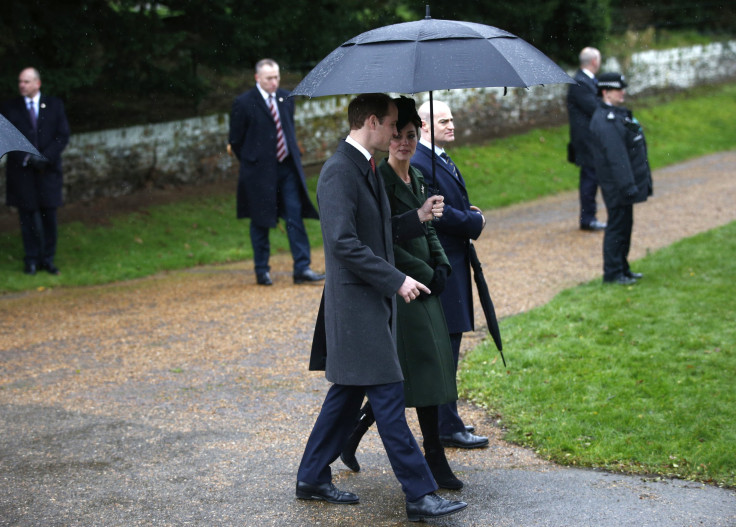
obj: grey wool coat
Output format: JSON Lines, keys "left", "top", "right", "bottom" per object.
{"left": 312, "top": 140, "right": 407, "bottom": 386}
{"left": 379, "top": 160, "right": 457, "bottom": 408}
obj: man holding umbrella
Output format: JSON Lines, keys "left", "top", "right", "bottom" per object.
{"left": 1, "top": 67, "right": 70, "bottom": 275}
{"left": 412, "top": 100, "right": 490, "bottom": 450}
{"left": 296, "top": 93, "right": 467, "bottom": 522}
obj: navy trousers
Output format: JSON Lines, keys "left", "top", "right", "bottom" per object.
{"left": 579, "top": 165, "right": 599, "bottom": 227}
{"left": 603, "top": 204, "right": 634, "bottom": 280}
{"left": 297, "top": 381, "right": 437, "bottom": 502}
{"left": 18, "top": 207, "right": 58, "bottom": 267}
{"left": 250, "top": 157, "right": 311, "bottom": 275}
{"left": 438, "top": 332, "right": 466, "bottom": 435}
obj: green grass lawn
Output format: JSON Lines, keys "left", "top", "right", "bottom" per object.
{"left": 460, "top": 221, "right": 736, "bottom": 487}
{"left": 1, "top": 82, "right": 736, "bottom": 293}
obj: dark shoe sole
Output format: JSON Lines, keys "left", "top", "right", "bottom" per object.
{"left": 440, "top": 438, "right": 489, "bottom": 449}
{"left": 407, "top": 502, "right": 468, "bottom": 522}
{"left": 295, "top": 490, "right": 359, "bottom": 504}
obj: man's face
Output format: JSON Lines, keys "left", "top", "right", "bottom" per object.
{"left": 605, "top": 88, "right": 626, "bottom": 106}
{"left": 255, "top": 64, "right": 280, "bottom": 94}
{"left": 375, "top": 103, "right": 398, "bottom": 151}
{"left": 423, "top": 104, "right": 455, "bottom": 147}
{"left": 18, "top": 69, "right": 40, "bottom": 99}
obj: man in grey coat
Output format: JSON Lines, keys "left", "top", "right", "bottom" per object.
{"left": 296, "top": 94, "right": 467, "bottom": 522}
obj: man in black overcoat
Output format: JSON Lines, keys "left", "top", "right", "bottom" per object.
{"left": 411, "top": 100, "right": 490, "bottom": 450}
{"left": 567, "top": 47, "right": 607, "bottom": 232}
{"left": 1, "top": 67, "right": 70, "bottom": 275}
{"left": 589, "top": 73, "right": 653, "bottom": 285}
{"left": 296, "top": 94, "right": 467, "bottom": 522}
{"left": 228, "top": 59, "right": 323, "bottom": 286}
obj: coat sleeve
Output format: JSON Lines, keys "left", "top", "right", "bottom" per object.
{"left": 40, "top": 99, "right": 70, "bottom": 163}
{"left": 568, "top": 80, "right": 598, "bottom": 119}
{"left": 318, "top": 158, "right": 406, "bottom": 298}
{"left": 228, "top": 96, "right": 247, "bottom": 160}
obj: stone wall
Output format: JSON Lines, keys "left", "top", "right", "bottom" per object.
{"left": 3, "top": 41, "right": 735, "bottom": 204}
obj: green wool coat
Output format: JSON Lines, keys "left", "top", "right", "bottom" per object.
{"left": 379, "top": 159, "right": 458, "bottom": 408}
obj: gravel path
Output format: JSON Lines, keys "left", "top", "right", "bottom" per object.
{"left": 1, "top": 152, "right": 735, "bottom": 526}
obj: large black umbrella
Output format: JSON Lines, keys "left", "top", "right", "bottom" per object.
{"left": 291, "top": 8, "right": 574, "bottom": 96}
{"left": 0, "top": 114, "right": 42, "bottom": 159}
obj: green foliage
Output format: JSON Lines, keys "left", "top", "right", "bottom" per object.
{"left": 460, "top": 222, "right": 736, "bottom": 486}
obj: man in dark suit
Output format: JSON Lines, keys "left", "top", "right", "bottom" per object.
{"left": 567, "top": 47, "right": 607, "bottom": 232}
{"left": 228, "top": 58, "right": 324, "bottom": 286}
{"left": 297, "top": 94, "right": 467, "bottom": 522}
{"left": 412, "top": 100, "right": 490, "bottom": 450}
{"left": 1, "top": 67, "right": 70, "bottom": 275}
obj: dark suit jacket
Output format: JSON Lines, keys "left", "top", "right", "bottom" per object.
{"left": 228, "top": 86, "right": 318, "bottom": 227}
{"left": 566, "top": 69, "right": 599, "bottom": 168}
{"left": 1, "top": 95, "right": 70, "bottom": 209}
{"left": 411, "top": 142, "right": 483, "bottom": 334}
{"left": 310, "top": 140, "right": 406, "bottom": 386}
{"left": 589, "top": 103, "right": 653, "bottom": 209}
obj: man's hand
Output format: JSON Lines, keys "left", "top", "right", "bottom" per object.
{"left": 397, "top": 276, "right": 431, "bottom": 303}
{"left": 226, "top": 143, "right": 234, "bottom": 157}
{"left": 417, "top": 195, "right": 444, "bottom": 223}
{"left": 470, "top": 205, "right": 486, "bottom": 229}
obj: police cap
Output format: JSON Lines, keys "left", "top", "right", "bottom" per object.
{"left": 597, "top": 72, "right": 628, "bottom": 91}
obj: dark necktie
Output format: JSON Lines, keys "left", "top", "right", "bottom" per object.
{"left": 268, "top": 95, "right": 287, "bottom": 162}
{"left": 440, "top": 152, "right": 458, "bottom": 178}
{"left": 27, "top": 100, "right": 37, "bottom": 130}
{"left": 369, "top": 157, "right": 376, "bottom": 174}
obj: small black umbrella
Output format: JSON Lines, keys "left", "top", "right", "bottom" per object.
{"left": 0, "top": 114, "right": 41, "bottom": 159}
{"left": 469, "top": 242, "right": 505, "bottom": 366}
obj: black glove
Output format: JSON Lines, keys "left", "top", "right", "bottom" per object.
{"left": 28, "top": 155, "right": 49, "bottom": 171}
{"left": 427, "top": 264, "right": 450, "bottom": 297}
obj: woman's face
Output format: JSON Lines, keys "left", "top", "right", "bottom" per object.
{"left": 389, "top": 122, "right": 419, "bottom": 162}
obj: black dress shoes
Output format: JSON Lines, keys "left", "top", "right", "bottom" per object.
{"left": 580, "top": 219, "right": 607, "bottom": 231}
{"left": 41, "top": 262, "right": 60, "bottom": 275}
{"left": 603, "top": 275, "right": 637, "bottom": 286}
{"left": 439, "top": 430, "right": 489, "bottom": 449}
{"left": 406, "top": 492, "right": 467, "bottom": 522}
{"left": 256, "top": 272, "right": 273, "bottom": 286}
{"left": 293, "top": 268, "right": 325, "bottom": 284}
{"left": 295, "top": 481, "right": 359, "bottom": 504}
{"left": 464, "top": 424, "right": 475, "bottom": 433}
{"left": 625, "top": 270, "right": 643, "bottom": 279}
{"left": 24, "top": 262, "right": 37, "bottom": 275}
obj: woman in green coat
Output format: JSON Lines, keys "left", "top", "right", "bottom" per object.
{"left": 340, "top": 97, "right": 462, "bottom": 490}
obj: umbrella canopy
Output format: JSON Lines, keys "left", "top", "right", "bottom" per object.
{"left": 0, "top": 114, "right": 42, "bottom": 159}
{"left": 292, "top": 12, "right": 574, "bottom": 97}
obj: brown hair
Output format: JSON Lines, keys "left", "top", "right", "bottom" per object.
{"left": 348, "top": 93, "right": 394, "bottom": 130}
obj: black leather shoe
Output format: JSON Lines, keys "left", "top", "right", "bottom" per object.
{"left": 256, "top": 272, "right": 273, "bottom": 286}
{"left": 24, "top": 262, "right": 37, "bottom": 275}
{"left": 625, "top": 271, "right": 643, "bottom": 279}
{"left": 295, "top": 481, "right": 359, "bottom": 504}
{"left": 464, "top": 424, "right": 475, "bottom": 433}
{"left": 603, "top": 275, "right": 637, "bottom": 286}
{"left": 41, "top": 262, "right": 60, "bottom": 275}
{"left": 580, "top": 220, "right": 607, "bottom": 231}
{"left": 406, "top": 492, "right": 467, "bottom": 522}
{"left": 293, "top": 268, "right": 325, "bottom": 284}
{"left": 439, "top": 430, "right": 489, "bottom": 449}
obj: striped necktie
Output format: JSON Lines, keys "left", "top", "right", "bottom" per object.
{"left": 268, "top": 95, "right": 287, "bottom": 162}
{"left": 440, "top": 152, "right": 458, "bottom": 178}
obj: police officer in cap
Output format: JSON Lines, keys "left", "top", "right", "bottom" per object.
{"left": 589, "top": 73, "right": 653, "bottom": 285}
